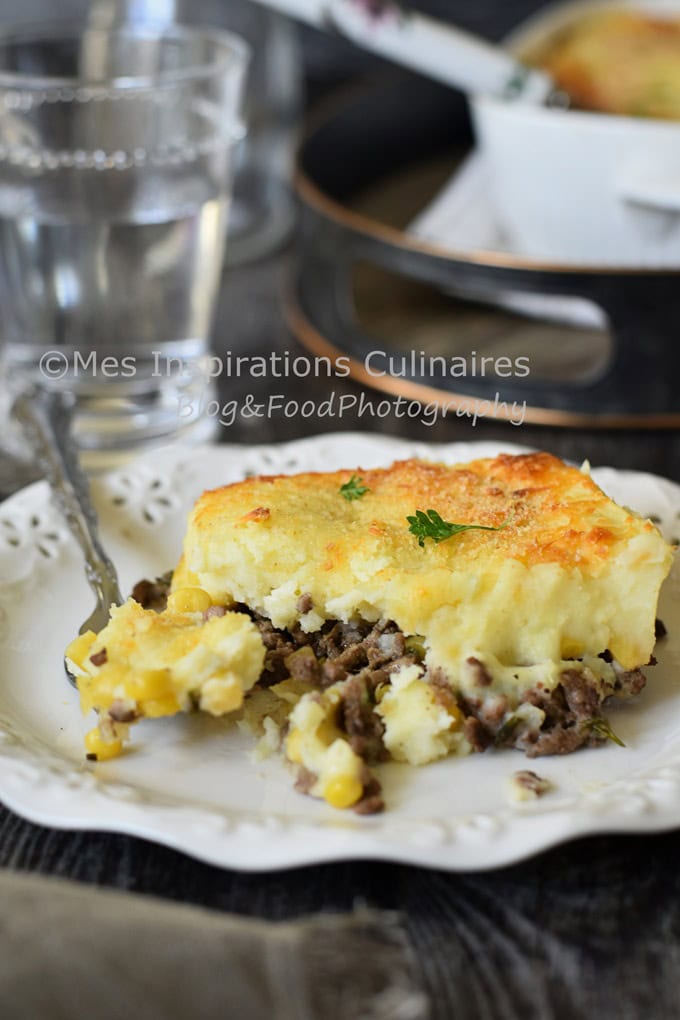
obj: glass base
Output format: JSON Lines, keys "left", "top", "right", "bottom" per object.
{"left": 77, "top": 403, "right": 218, "bottom": 473}
{"left": 3, "top": 350, "right": 219, "bottom": 474}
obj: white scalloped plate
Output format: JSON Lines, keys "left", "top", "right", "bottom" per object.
{"left": 0, "top": 434, "right": 679, "bottom": 872}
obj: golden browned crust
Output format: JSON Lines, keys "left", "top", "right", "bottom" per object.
{"left": 180, "top": 453, "right": 673, "bottom": 673}
{"left": 533, "top": 11, "right": 680, "bottom": 119}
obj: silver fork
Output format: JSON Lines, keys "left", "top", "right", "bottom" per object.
{"left": 13, "top": 389, "right": 123, "bottom": 687}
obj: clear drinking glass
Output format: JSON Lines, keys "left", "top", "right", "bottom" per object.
{"left": 87, "top": 1, "right": 302, "bottom": 265}
{"left": 0, "top": 22, "right": 249, "bottom": 459}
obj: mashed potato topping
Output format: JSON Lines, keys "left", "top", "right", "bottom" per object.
{"left": 181, "top": 454, "right": 671, "bottom": 675}
{"left": 67, "top": 597, "right": 265, "bottom": 760}
{"left": 375, "top": 664, "right": 469, "bottom": 765}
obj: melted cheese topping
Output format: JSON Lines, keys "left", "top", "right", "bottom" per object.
{"left": 179, "top": 454, "right": 672, "bottom": 676}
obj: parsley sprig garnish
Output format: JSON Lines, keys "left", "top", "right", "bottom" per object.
{"left": 407, "top": 509, "right": 505, "bottom": 548}
{"left": 340, "top": 475, "right": 370, "bottom": 501}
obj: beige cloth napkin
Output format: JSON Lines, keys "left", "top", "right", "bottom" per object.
{"left": 0, "top": 869, "right": 429, "bottom": 1020}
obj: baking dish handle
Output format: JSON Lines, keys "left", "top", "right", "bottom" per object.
{"left": 294, "top": 197, "right": 680, "bottom": 419}
{"left": 617, "top": 170, "right": 680, "bottom": 213}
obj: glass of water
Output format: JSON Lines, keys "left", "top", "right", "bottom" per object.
{"left": 0, "top": 22, "right": 248, "bottom": 460}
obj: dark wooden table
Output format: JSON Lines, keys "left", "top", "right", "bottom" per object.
{"left": 1, "top": 251, "right": 679, "bottom": 1019}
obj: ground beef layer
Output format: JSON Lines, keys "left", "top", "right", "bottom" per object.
{"left": 133, "top": 578, "right": 650, "bottom": 806}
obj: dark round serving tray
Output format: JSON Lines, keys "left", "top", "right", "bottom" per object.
{"left": 288, "top": 75, "right": 680, "bottom": 427}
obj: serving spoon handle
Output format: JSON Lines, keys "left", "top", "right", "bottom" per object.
{"left": 251, "top": 0, "right": 552, "bottom": 102}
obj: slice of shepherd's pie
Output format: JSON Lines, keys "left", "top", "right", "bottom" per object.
{"left": 67, "top": 453, "right": 673, "bottom": 814}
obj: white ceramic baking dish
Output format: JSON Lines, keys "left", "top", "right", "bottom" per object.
{"left": 264, "top": 0, "right": 680, "bottom": 266}
{"left": 472, "top": 0, "right": 680, "bottom": 266}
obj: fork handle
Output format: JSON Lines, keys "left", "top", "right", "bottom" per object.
{"left": 13, "top": 388, "right": 123, "bottom": 615}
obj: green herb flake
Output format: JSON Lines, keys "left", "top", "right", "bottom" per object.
{"left": 340, "top": 475, "right": 370, "bottom": 502}
{"left": 407, "top": 509, "right": 505, "bottom": 548}
{"left": 584, "top": 717, "right": 626, "bottom": 748}
{"left": 404, "top": 635, "right": 427, "bottom": 661}
{"left": 495, "top": 714, "right": 520, "bottom": 747}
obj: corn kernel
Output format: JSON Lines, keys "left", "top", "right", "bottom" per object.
{"left": 167, "top": 587, "right": 212, "bottom": 614}
{"left": 374, "top": 682, "right": 388, "bottom": 704}
{"left": 65, "top": 630, "right": 97, "bottom": 671}
{"left": 448, "top": 704, "right": 463, "bottom": 729}
{"left": 84, "top": 727, "right": 122, "bottom": 761}
{"left": 285, "top": 728, "right": 303, "bottom": 764}
{"left": 323, "top": 775, "right": 363, "bottom": 809}
{"left": 128, "top": 669, "right": 172, "bottom": 701}
{"left": 142, "top": 694, "right": 181, "bottom": 718}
